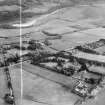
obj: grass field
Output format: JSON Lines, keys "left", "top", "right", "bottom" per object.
{"left": 11, "top": 63, "right": 81, "bottom": 105}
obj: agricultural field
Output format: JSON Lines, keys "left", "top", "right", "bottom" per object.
{"left": 13, "top": 63, "right": 81, "bottom": 105}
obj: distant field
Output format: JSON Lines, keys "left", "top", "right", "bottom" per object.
{"left": 0, "top": 1, "right": 105, "bottom": 105}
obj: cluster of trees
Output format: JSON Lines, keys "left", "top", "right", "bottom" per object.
{"left": 75, "top": 56, "right": 104, "bottom": 67}
{"left": 27, "top": 48, "right": 105, "bottom": 77}
{"left": 84, "top": 78, "right": 101, "bottom": 85}
{"left": 30, "top": 51, "right": 76, "bottom": 76}
{"left": 27, "top": 51, "right": 53, "bottom": 64}
{"left": 54, "top": 66, "right": 75, "bottom": 76}
{"left": 7, "top": 53, "right": 20, "bottom": 63}
{"left": 0, "top": 53, "right": 20, "bottom": 67}
{"left": 75, "top": 46, "right": 99, "bottom": 55}
{"left": 39, "top": 59, "right": 75, "bottom": 76}
{"left": 83, "top": 39, "right": 105, "bottom": 49}
{"left": 26, "top": 50, "right": 75, "bottom": 76}
{"left": 103, "top": 52, "right": 105, "bottom": 55}
{"left": 99, "top": 39, "right": 105, "bottom": 44}
{"left": 43, "top": 39, "right": 51, "bottom": 46}
{"left": 37, "top": 57, "right": 65, "bottom": 64}
{"left": 11, "top": 44, "right": 26, "bottom": 50}
{"left": 29, "top": 51, "right": 67, "bottom": 65}
{"left": 54, "top": 51, "right": 70, "bottom": 59}
{"left": 68, "top": 54, "right": 105, "bottom": 67}
{"left": 27, "top": 40, "right": 43, "bottom": 50}
{"left": 0, "top": 24, "right": 15, "bottom": 29}
{"left": 11, "top": 39, "right": 44, "bottom": 51}
{"left": 57, "top": 51, "right": 105, "bottom": 67}
{"left": 3, "top": 46, "right": 11, "bottom": 50}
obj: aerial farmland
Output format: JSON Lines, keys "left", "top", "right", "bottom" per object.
{"left": 0, "top": 0, "right": 105, "bottom": 105}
